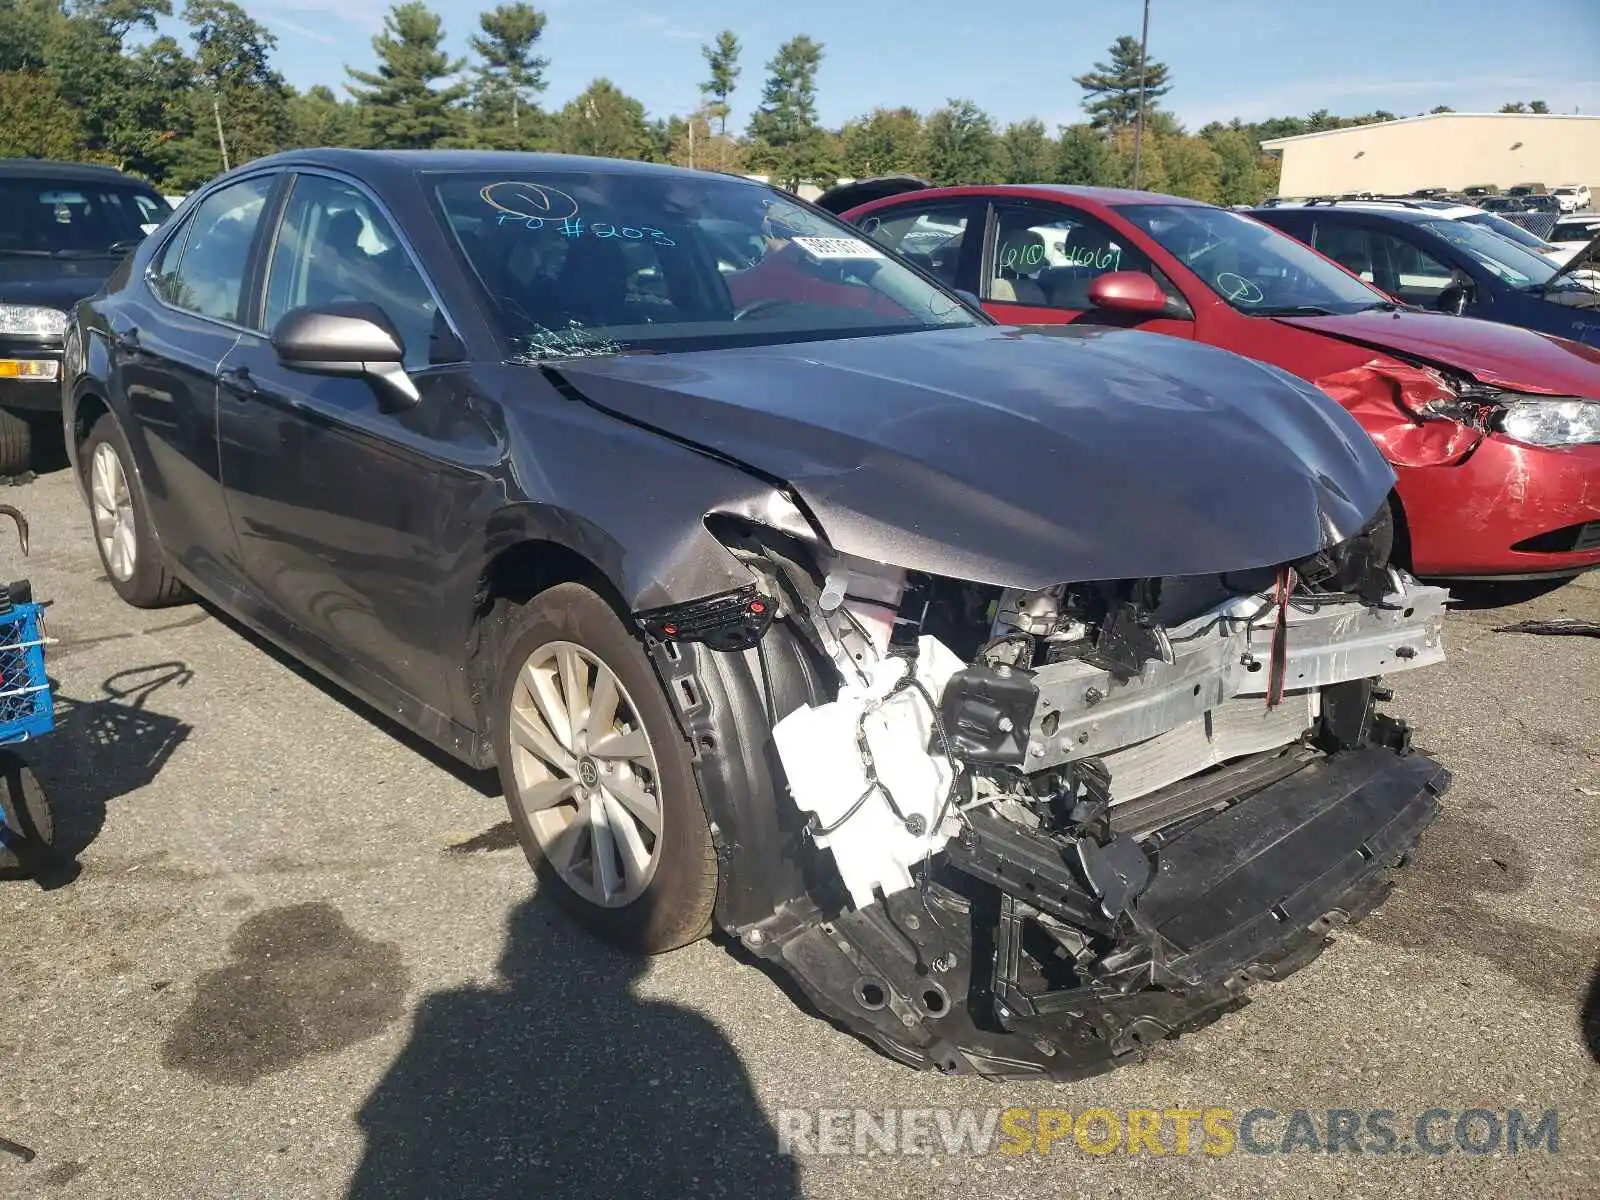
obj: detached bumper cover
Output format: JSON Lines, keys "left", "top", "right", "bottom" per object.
{"left": 739, "top": 744, "right": 1449, "bottom": 1081}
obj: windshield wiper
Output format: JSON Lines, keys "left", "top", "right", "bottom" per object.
{"left": 1253, "top": 304, "right": 1339, "bottom": 316}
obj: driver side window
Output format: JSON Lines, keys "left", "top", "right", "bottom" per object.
{"left": 985, "top": 204, "right": 1163, "bottom": 311}
{"left": 262, "top": 173, "right": 448, "bottom": 372}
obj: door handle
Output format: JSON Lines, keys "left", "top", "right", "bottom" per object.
{"left": 218, "top": 365, "right": 259, "bottom": 399}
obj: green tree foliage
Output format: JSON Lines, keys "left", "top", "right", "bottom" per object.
{"left": 746, "top": 35, "right": 831, "bottom": 189}
{"left": 839, "top": 106, "right": 922, "bottom": 178}
{"left": 554, "top": 78, "right": 653, "bottom": 160}
{"left": 699, "top": 30, "right": 739, "bottom": 135}
{"left": 287, "top": 84, "right": 366, "bottom": 148}
{"left": 1159, "top": 131, "right": 1220, "bottom": 203}
{"left": 0, "top": 68, "right": 85, "bottom": 158}
{"left": 1203, "top": 125, "right": 1265, "bottom": 205}
{"left": 171, "top": 0, "right": 291, "bottom": 181}
{"left": 921, "top": 98, "right": 999, "bottom": 185}
{"left": 345, "top": 1, "right": 468, "bottom": 149}
{"left": 1074, "top": 34, "right": 1169, "bottom": 130}
{"left": 998, "top": 118, "right": 1052, "bottom": 184}
{"left": 469, "top": 2, "right": 548, "bottom": 149}
{"left": 1053, "top": 123, "right": 1120, "bottom": 186}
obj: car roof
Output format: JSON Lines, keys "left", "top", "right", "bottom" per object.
{"left": 211, "top": 147, "right": 745, "bottom": 189}
{"left": 0, "top": 157, "right": 157, "bottom": 185}
{"left": 851, "top": 182, "right": 1211, "bottom": 210}
{"left": 1252, "top": 203, "right": 1436, "bottom": 225}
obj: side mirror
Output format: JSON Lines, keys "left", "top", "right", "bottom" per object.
{"left": 953, "top": 288, "right": 982, "bottom": 309}
{"left": 269, "top": 302, "right": 419, "bottom": 410}
{"left": 1087, "top": 270, "right": 1172, "bottom": 315}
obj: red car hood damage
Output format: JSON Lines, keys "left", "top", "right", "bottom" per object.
{"left": 1276, "top": 310, "right": 1600, "bottom": 395}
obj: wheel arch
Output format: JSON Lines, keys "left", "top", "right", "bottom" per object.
{"left": 463, "top": 522, "right": 834, "bottom": 931}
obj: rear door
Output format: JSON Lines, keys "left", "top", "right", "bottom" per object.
{"left": 977, "top": 200, "right": 1196, "bottom": 337}
{"left": 112, "top": 171, "right": 282, "bottom": 589}
{"left": 215, "top": 168, "right": 487, "bottom": 716}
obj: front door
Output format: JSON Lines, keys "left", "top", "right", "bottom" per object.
{"left": 216, "top": 170, "right": 488, "bottom": 716}
{"left": 977, "top": 201, "right": 1197, "bottom": 337}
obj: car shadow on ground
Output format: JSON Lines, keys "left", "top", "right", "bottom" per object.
{"left": 25, "top": 661, "right": 193, "bottom": 860}
{"left": 195, "top": 600, "right": 502, "bottom": 799}
{"left": 1435, "top": 577, "right": 1576, "bottom": 611}
{"left": 346, "top": 895, "right": 802, "bottom": 1200}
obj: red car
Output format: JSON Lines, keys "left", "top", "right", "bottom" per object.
{"left": 819, "top": 180, "right": 1600, "bottom": 582}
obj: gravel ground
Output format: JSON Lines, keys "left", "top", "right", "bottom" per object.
{"left": 0, "top": 461, "right": 1596, "bottom": 1199}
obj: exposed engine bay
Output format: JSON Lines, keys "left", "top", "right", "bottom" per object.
{"left": 636, "top": 506, "right": 1451, "bottom": 1080}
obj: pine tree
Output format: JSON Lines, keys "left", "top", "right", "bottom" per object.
{"left": 345, "top": 2, "right": 468, "bottom": 149}
{"left": 1074, "top": 34, "right": 1170, "bottom": 130}
{"left": 469, "top": 3, "right": 548, "bottom": 149}
{"left": 178, "top": 0, "right": 291, "bottom": 176}
{"left": 746, "top": 35, "right": 830, "bottom": 190}
{"left": 699, "top": 30, "right": 739, "bottom": 136}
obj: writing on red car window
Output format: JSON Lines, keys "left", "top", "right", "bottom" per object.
{"left": 494, "top": 213, "right": 676, "bottom": 246}
{"left": 481, "top": 181, "right": 581, "bottom": 221}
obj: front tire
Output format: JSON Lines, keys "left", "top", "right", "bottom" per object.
{"left": 81, "top": 413, "right": 190, "bottom": 609}
{"left": 0, "top": 408, "right": 33, "bottom": 477}
{"left": 492, "top": 582, "right": 717, "bottom": 954}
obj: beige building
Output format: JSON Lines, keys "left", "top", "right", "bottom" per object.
{"left": 1261, "top": 112, "right": 1600, "bottom": 197}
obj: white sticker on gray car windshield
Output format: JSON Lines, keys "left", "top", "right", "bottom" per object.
{"left": 791, "top": 236, "right": 887, "bottom": 260}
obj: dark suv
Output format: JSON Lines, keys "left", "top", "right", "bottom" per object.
{"left": 0, "top": 159, "right": 172, "bottom": 475}
{"left": 1252, "top": 201, "right": 1600, "bottom": 347}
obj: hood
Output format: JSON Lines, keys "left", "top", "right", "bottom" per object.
{"left": 0, "top": 261, "right": 118, "bottom": 314}
{"left": 553, "top": 325, "right": 1397, "bottom": 590}
{"left": 1276, "top": 310, "right": 1600, "bottom": 395}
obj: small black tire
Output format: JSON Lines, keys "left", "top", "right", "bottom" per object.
{"left": 80, "top": 413, "right": 190, "bottom": 609}
{"left": 492, "top": 582, "right": 717, "bottom": 955}
{"left": 0, "top": 751, "right": 53, "bottom": 879}
{"left": 0, "top": 408, "right": 33, "bottom": 477}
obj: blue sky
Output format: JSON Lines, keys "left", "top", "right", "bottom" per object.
{"left": 171, "top": 0, "right": 1597, "bottom": 131}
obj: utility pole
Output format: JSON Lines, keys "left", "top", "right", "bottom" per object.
{"left": 212, "top": 90, "right": 230, "bottom": 172}
{"left": 689, "top": 117, "right": 696, "bottom": 170}
{"left": 1132, "top": 0, "right": 1150, "bottom": 189}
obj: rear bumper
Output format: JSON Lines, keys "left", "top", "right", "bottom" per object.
{"left": 741, "top": 741, "right": 1448, "bottom": 1081}
{"left": 1399, "top": 437, "right": 1600, "bottom": 577}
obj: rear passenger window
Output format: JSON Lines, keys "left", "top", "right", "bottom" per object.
{"left": 154, "top": 176, "right": 275, "bottom": 324}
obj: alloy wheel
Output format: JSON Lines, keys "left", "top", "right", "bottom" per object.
{"left": 506, "top": 640, "right": 665, "bottom": 907}
{"left": 90, "top": 441, "right": 137, "bottom": 582}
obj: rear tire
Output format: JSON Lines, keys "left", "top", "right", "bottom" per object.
{"left": 492, "top": 582, "right": 717, "bottom": 954}
{"left": 0, "top": 408, "right": 33, "bottom": 477}
{"left": 81, "top": 413, "right": 190, "bottom": 609}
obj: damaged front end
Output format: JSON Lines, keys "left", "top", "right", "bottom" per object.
{"left": 637, "top": 504, "right": 1451, "bottom": 1081}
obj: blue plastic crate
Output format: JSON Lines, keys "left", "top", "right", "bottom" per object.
{"left": 0, "top": 601, "right": 53, "bottom": 746}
